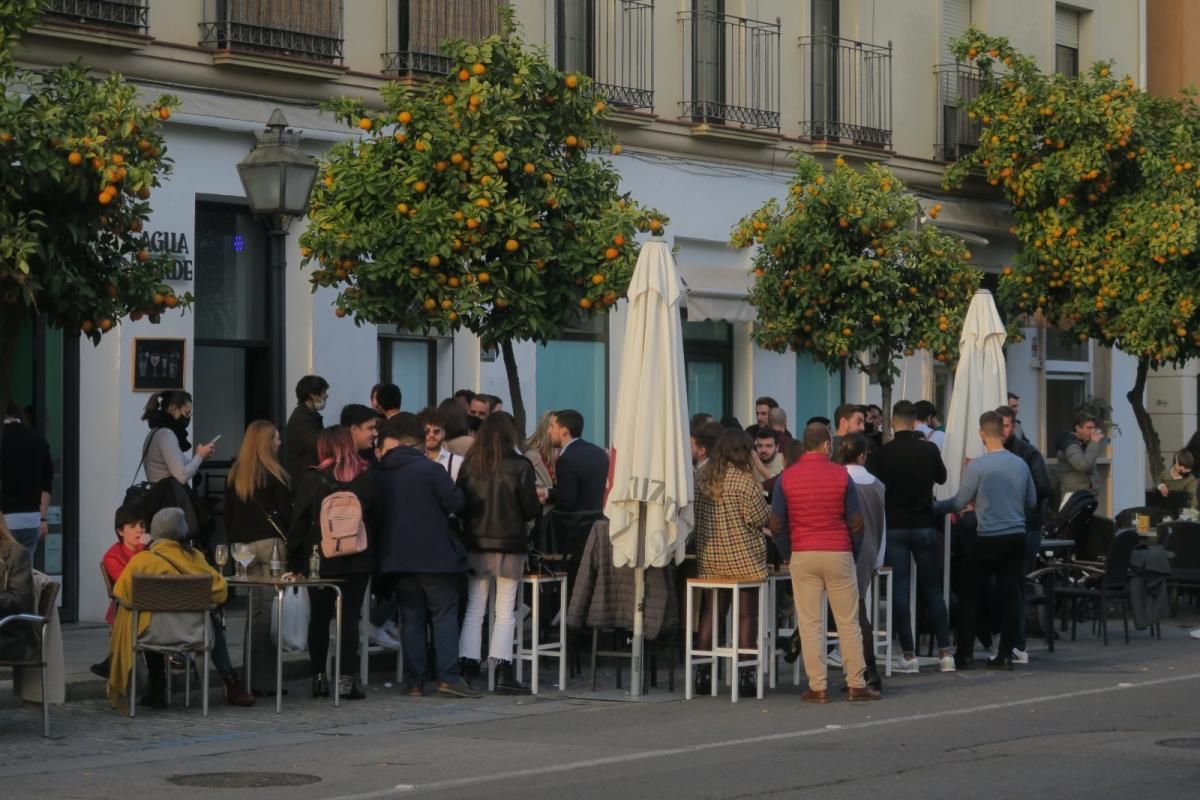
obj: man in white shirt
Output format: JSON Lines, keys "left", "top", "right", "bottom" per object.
{"left": 914, "top": 400, "right": 946, "bottom": 452}
{"left": 417, "top": 408, "right": 462, "bottom": 482}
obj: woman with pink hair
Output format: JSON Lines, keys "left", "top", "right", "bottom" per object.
{"left": 286, "top": 425, "right": 375, "bottom": 700}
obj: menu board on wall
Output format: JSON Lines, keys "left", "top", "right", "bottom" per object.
{"left": 132, "top": 338, "right": 186, "bottom": 392}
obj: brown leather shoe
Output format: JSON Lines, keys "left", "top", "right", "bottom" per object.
{"left": 222, "top": 672, "right": 256, "bottom": 707}
{"left": 801, "top": 689, "right": 830, "bottom": 704}
{"left": 847, "top": 685, "right": 881, "bottom": 701}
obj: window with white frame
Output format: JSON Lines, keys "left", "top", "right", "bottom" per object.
{"left": 1044, "top": 330, "right": 1091, "bottom": 448}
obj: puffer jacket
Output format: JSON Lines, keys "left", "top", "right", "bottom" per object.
{"left": 456, "top": 452, "right": 541, "bottom": 553}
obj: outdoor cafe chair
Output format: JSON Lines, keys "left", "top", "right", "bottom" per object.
{"left": 1159, "top": 521, "right": 1200, "bottom": 615}
{"left": 1053, "top": 529, "right": 1140, "bottom": 645}
{"left": 123, "top": 574, "right": 214, "bottom": 718}
{"left": 0, "top": 579, "right": 60, "bottom": 737}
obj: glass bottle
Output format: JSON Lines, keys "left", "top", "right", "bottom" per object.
{"left": 309, "top": 545, "right": 321, "bottom": 579}
{"left": 269, "top": 539, "right": 283, "bottom": 577}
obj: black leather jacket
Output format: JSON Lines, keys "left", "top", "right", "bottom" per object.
{"left": 456, "top": 453, "right": 541, "bottom": 554}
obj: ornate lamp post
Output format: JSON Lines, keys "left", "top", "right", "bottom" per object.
{"left": 237, "top": 109, "right": 318, "bottom": 426}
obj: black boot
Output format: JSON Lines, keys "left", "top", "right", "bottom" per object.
{"left": 90, "top": 654, "right": 111, "bottom": 679}
{"left": 738, "top": 667, "right": 757, "bottom": 696}
{"left": 141, "top": 670, "right": 167, "bottom": 710}
{"left": 337, "top": 675, "right": 366, "bottom": 700}
{"left": 460, "top": 657, "right": 481, "bottom": 681}
{"left": 312, "top": 672, "right": 329, "bottom": 698}
{"left": 783, "top": 630, "right": 802, "bottom": 664}
{"left": 494, "top": 661, "right": 530, "bottom": 695}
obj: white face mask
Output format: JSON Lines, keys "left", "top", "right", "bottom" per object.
{"left": 313, "top": 396, "right": 327, "bottom": 412}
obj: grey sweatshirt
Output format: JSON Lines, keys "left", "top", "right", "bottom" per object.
{"left": 933, "top": 449, "right": 1036, "bottom": 536}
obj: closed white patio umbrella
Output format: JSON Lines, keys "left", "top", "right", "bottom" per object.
{"left": 604, "top": 239, "right": 694, "bottom": 697}
{"left": 936, "top": 288, "right": 1008, "bottom": 600}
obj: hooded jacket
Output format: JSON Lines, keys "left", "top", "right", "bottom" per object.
{"left": 373, "top": 445, "right": 466, "bottom": 574}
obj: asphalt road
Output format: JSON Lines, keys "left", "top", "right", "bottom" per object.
{"left": 3, "top": 627, "right": 1199, "bottom": 799}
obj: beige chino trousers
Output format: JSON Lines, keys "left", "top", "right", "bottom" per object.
{"left": 789, "top": 551, "right": 867, "bottom": 692}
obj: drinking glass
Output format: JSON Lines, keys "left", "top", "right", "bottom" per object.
{"left": 214, "top": 544, "right": 229, "bottom": 571}
{"left": 232, "top": 543, "right": 254, "bottom": 579}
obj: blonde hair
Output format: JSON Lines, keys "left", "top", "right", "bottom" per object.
{"left": 227, "top": 420, "right": 289, "bottom": 501}
{"left": 525, "top": 410, "right": 557, "bottom": 467}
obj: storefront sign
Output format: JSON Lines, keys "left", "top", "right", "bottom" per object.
{"left": 142, "top": 230, "right": 193, "bottom": 282}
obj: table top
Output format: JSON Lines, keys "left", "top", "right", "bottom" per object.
{"left": 227, "top": 576, "right": 343, "bottom": 588}
{"left": 1040, "top": 538, "right": 1076, "bottom": 549}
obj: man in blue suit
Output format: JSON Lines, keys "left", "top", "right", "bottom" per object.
{"left": 548, "top": 409, "right": 609, "bottom": 512}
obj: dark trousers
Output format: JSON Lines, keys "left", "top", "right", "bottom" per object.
{"left": 143, "top": 611, "right": 235, "bottom": 689}
{"left": 957, "top": 532, "right": 1026, "bottom": 661}
{"left": 887, "top": 527, "right": 952, "bottom": 652}
{"left": 395, "top": 573, "right": 462, "bottom": 685}
{"left": 1013, "top": 528, "right": 1042, "bottom": 651}
{"left": 308, "top": 573, "right": 370, "bottom": 675}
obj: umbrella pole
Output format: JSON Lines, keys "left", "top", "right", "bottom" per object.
{"left": 630, "top": 502, "right": 647, "bottom": 698}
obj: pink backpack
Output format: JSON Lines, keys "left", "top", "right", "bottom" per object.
{"left": 318, "top": 484, "right": 367, "bottom": 558}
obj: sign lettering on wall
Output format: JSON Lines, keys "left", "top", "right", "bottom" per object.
{"left": 142, "top": 230, "right": 192, "bottom": 282}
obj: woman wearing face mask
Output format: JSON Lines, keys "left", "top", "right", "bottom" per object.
{"left": 141, "top": 390, "right": 215, "bottom": 487}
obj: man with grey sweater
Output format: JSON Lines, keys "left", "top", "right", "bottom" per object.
{"left": 933, "top": 411, "right": 1036, "bottom": 670}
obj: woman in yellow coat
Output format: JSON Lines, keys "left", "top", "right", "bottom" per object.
{"left": 108, "top": 508, "right": 253, "bottom": 712}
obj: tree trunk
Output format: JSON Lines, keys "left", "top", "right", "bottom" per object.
{"left": 878, "top": 346, "right": 894, "bottom": 443}
{"left": 1127, "top": 356, "right": 1165, "bottom": 484}
{"left": 0, "top": 303, "right": 27, "bottom": 501}
{"left": 500, "top": 338, "right": 527, "bottom": 437}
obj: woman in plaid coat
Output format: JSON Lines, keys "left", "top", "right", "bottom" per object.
{"left": 693, "top": 428, "right": 771, "bottom": 692}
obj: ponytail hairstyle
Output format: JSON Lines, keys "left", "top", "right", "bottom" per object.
{"left": 142, "top": 390, "right": 193, "bottom": 421}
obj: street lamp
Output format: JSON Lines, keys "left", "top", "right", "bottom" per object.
{"left": 237, "top": 109, "right": 318, "bottom": 426}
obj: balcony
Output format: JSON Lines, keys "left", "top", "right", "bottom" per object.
{"left": 934, "top": 62, "right": 982, "bottom": 161}
{"left": 797, "top": 34, "right": 893, "bottom": 149}
{"left": 200, "top": 0, "right": 344, "bottom": 67}
{"left": 678, "top": 10, "right": 780, "bottom": 130}
{"left": 555, "top": 0, "right": 654, "bottom": 111}
{"left": 42, "top": 0, "right": 148, "bottom": 32}
{"left": 382, "top": 0, "right": 505, "bottom": 78}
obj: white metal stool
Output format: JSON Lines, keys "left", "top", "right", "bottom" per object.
{"left": 513, "top": 572, "right": 567, "bottom": 694}
{"left": 765, "top": 570, "right": 802, "bottom": 688}
{"left": 868, "top": 566, "right": 894, "bottom": 677}
{"left": 685, "top": 577, "right": 768, "bottom": 702}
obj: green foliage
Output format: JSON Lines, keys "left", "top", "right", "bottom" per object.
{"left": 732, "top": 154, "right": 980, "bottom": 387}
{"left": 299, "top": 13, "right": 666, "bottom": 349}
{"left": 0, "top": 1, "right": 183, "bottom": 342}
{"left": 944, "top": 27, "right": 1200, "bottom": 369}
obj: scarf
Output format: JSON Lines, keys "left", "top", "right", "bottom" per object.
{"left": 146, "top": 409, "right": 191, "bottom": 453}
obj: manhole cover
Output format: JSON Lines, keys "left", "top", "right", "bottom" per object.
{"left": 168, "top": 772, "right": 321, "bottom": 789}
{"left": 1156, "top": 738, "right": 1200, "bottom": 751}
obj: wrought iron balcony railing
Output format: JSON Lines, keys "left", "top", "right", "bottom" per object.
{"left": 200, "top": 0, "right": 344, "bottom": 65}
{"left": 382, "top": 0, "right": 505, "bottom": 77}
{"left": 679, "top": 10, "right": 780, "bottom": 130}
{"left": 555, "top": 0, "right": 654, "bottom": 111}
{"left": 798, "top": 34, "right": 893, "bottom": 148}
{"left": 41, "top": 0, "right": 148, "bottom": 33}
{"left": 934, "top": 62, "right": 983, "bottom": 161}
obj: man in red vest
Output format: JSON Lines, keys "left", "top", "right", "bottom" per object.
{"left": 770, "top": 422, "right": 881, "bottom": 703}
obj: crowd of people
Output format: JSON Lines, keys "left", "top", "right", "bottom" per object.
{"left": 4, "top": 381, "right": 1199, "bottom": 714}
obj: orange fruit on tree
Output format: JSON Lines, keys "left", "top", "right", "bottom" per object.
{"left": 478, "top": 271, "right": 490, "bottom": 283}
{"left": 612, "top": 144, "right": 622, "bottom": 155}
{"left": 441, "top": 299, "right": 453, "bottom": 310}
{"left": 358, "top": 117, "right": 373, "bottom": 131}
{"left": 471, "top": 63, "right": 485, "bottom": 75}
{"left": 649, "top": 219, "right": 663, "bottom": 233}
{"left": 164, "top": 295, "right": 179, "bottom": 308}
{"left": 475, "top": 197, "right": 490, "bottom": 208}
{"left": 448, "top": 276, "right": 460, "bottom": 288}
{"left": 542, "top": 172, "right": 553, "bottom": 183}
{"left": 591, "top": 274, "right": 604, "bottom": 285}
{"left": 466, "top": 217, "right": 480, "bottom": 229}
{"left": 335, "top": 307, "right": 347, "bottom": 318}
{"left": 523, "top": 162, "right": 536, "bottom": 174}
{"left": 579, "top": 297, "right": 592, "bottom": 309}
{"left": 414, "top": 181, "right": 428, "bottom": 193}
{"left": 613, "top": 234, "right": 625, "bottom": 246}
{"left": 458, "top": 69, "right": 470, "bottom": 81}
{"left": 450, "top": 152, "right": 464, "bottom": 164}
{"left": 505, "top": 239, "right": 519, "bottom": 252}
{"left": 423, "top": 298, "right": 436, "bottom": 311}
{"left": 157, "top": 107, "right": 170, "bottom": 120}
{"left": 428, "top": 255, "right": 441, "bottom": 268}
{"left": 396, "top": 202, "right": 409, "bottom": 214}
{"left": 98, "top": 190, "right": 113, "bottom": 205}
{"left": 137, "top": 186, "right": 151, "bottom": 200}
{"left": 594, "top": 101, "right": 606, "bottom": 113}
{"left": 67, "top": 151, "right": 82, "bottom": 165}
{"left": 492, "top": 150, "right": 506, "bottom": 164}
{"left": 99, "top": 318, "right": 113, "bottom": 332}
{"left": 111, "top": 153, "right": 124, "bottom": 165}
{"left": 397, "top": 111, "right": 413, "bottom": 125}
{"left": 136, "top": 249, "right": 150, "bottom": 263}
{"left": 564, "top": 135, "right": 578, "bottom": 148}
{"left": 80, "top": 320, "right": 94, "bottom": 333}
{"left": 565, "top": 74, "right": 579, "bottom": 90}
{"left": 605, "top": 247, "right": 618, "bottom": 260}
{"left": 435, "top": 161, "right": 448, "bottom": 172}
{"left": 90, "top": 157, "right": 103, "bottom": 170}
{"left": 414, "top": 140, "right": 427, "bottom": 152}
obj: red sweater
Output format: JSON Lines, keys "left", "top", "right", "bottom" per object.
{"left": 777, "top": 452, "right": 853, "bottom": 553}
{"left": 101, "top": 541, "right": 142, "bottom": 624}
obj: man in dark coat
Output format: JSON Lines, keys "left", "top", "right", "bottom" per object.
{"left": 1, "top": 401, "right": 53, "bottom": 559}
{"left": 547, "top": 409, "right": 609, "bottom": 513}
{"left": 373, "top": 413, "right": 477, "bottom": 698}
{"left": 284, "top": 375, "right": 328, "bottom": 485}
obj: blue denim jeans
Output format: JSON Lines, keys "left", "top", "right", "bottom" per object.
{"left": 885, "top": 527, "right": 952, "bottom": 653}
{"left": 396, "top": 573, "right": 462, "bottom": 685}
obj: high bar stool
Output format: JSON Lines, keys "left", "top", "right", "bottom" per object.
{"left": 765, "top": 569, "right": 802, "bottom": 688}
{"left": 868, "top": 566, "right": 894, "bottom": 677}
{"left": 513, "top": 572, "right": 567, "bottom": 695}
{"left": 685, "top": 577, "right": 768, "bottom": 702}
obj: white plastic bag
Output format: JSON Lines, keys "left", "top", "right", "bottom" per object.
{"left": 271, "top": 586, "right": 310, "bottom": 652}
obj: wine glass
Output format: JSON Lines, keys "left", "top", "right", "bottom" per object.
{"left": 232, "top": 543, "right": 254, "bottom": 579}
{"left": 214, "top": 544, "right": 229, "bottom": 572}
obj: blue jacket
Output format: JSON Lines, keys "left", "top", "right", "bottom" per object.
{"left": 374, "top": 445, "right": 466, "bottom": 574}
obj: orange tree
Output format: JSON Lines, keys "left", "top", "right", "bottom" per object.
{"left": 0, "top": 0, "right": 180, "bottom": 426}
{"left": 300, "top": 12, "right": 664, "bottom": 434}
{"left": 731, "top": 154, "right": 979, "bottom": 435}
{"left": 944, "top": 27, "right": 1200, "bottom": 476}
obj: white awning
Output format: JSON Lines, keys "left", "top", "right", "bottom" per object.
{"left": 675, "top": 237, "right": 756, "bottom": 324}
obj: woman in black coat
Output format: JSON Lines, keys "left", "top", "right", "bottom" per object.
{"left": 286, "top": 425, "right": 374, "bottom": 700}
{"left": 455, "top": 412, "right": 541, "bottom": 693}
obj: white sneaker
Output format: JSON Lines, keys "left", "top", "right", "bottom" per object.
{"left": 938, "top": 655, "right": 957, "bottom": 673}
{"left": 1011, "top": 648, "right": 1029, "bottom": 664}
{"left": 382, "top": 620, "right": 401, "bottom": 640}
{"left": 369, "top": 624, "right": 402, "bottom": 649}
{"left": 989, "top": 637, "right": 1000, "bottom": 660}
{"left": 895, "top": 655, "right": 920, "bottom": 674}
{"left": 1190, "top": 628, "right": 1200, "bottom": 640}
{"left": 826, "top": 649, "right": 843, "bottom": 668}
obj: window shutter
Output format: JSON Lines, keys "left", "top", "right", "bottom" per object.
{"left": 941, "top": 0, "right": 972, "bottom": 63}
{"left": 1055, "top": 6, "right": 1080, "bottom": 49}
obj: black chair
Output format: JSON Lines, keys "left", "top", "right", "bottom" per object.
{"left": 1077, "top": 515, "right": 1116, "bottom": 563}
{"left": 1047, "top": 491, "right": 1097, "bottom": 547}
{"left": 1161, "top": 522, "right": 1200, "bottom": 615}
{"left": 1053, "top": 529, "right": 1140, "bottom": 645}
{"left": 1114, "top": 506, "right": 1170, "bottom": 533}
{"left": 0, "top": 580, "right": 60, "bottom": 737}
{"left": 1145, "top": 489, "right": 1190, "bottom": 517}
